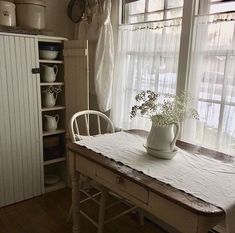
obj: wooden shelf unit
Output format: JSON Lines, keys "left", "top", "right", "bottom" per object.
{"left": 39, "top": 59, "right": 63, "bottom": 64}
{"left": 44, "top": 157, "right": 66, "bottom": 165}
{"left": 40, "top": 82, "right": 64, "bottom": 86}
{"left": 42, "top": 129, "right": 65, "bottom": 137}
{"left": 41, "top": 106, "right": 65, "bottom": 112}
{"left": 38, "top": 36, "right": 67, "bottom": 193}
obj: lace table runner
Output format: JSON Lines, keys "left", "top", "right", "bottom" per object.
{"left": 77, "top": 131, "right": 235, "bottom": 233}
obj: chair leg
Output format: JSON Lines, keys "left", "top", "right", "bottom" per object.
{"left": 98, "top": 188, "right": 108, "bottom": 233}
{"left": 67, "top": 205, "right": 73, "bottom": 222}
{"left": 137, "top": 209, "right": 144, "bottom": 226}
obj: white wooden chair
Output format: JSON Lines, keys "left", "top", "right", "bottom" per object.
{"left": 68, "top": 110, "right": 143, "bottom": 233}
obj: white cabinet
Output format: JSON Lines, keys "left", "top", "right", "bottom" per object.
{"left": 0, "top": 34, "right": 43, "bottom": 207}
{"left": 0, "top": 34, "right": 89, "bottom": 207}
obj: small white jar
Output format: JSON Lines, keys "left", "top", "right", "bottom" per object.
{"left": 0, "top": 1, "right": 16, "bottom": 27}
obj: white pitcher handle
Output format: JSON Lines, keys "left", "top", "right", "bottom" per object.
{"left": 55, "top": 114, "right": 60, "bottom": 123}
{"left": 53, "top": 65, "right": 58, "bottom": 76}
{"left": 170, "top": 122, "right": 180, "bottom": 150}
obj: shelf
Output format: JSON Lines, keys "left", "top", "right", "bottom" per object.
{"left": 38, "top": 36, "right": 67, "bottom": 43}
{"left": 40, "top": 82, "right": 64, "bottom": 86}
{"left": 44, "top": 157, "right": 66, "bottom": 165}
{"left": 44, "top": 180, "right": 66, "bottom": 193}
{"left": 41, "top": 106, "right": 65, "bottom": 111}
{"left": 43, "top": 129, "right": 65, "bottom": 136}
{"left": 39, "top": 59, "right": 63, "bottom": 64}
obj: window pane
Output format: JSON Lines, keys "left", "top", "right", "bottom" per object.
{"left": 167, "top": 0, "right": 184, "bottom": 9}
{"left": 147, "top": 0, "right": 164, "bottom": 12}
{"left": 128, "top": 14, "right": 145, "bottom": 23}
{"left": 196, "top": 102, "right": 221, "bottom": 148}
{"left": 198, "top": 102, "right": 221, "bottom": 128}
{"left": 128, "top": 0, "right": 146, "bottom": 14}
{"left": 158, "top": 73, "right": 177, "bottom": 94}
{"left": 147, "top": 12, "right": 164, "bottom": 21}
{"left": 199, "top": 56, "right": 226, "bottom": 101}
{"left": 207, "top": 21, "right": 234, "bottom": 49}
{"left": 225, "top": 56, "right": 235, "bottom": 103}
{"left": 166, "top": 9, "right": 183, "bottom": 19}
{"left": 221, "top": 105, "right": 235, "bottom": 154}
{"left": 210, "top": 2, "right": 235, "bottom": 13}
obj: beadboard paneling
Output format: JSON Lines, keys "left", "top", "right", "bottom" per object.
{"left": 0, "top": 35, "right": 43, "bottom": 207}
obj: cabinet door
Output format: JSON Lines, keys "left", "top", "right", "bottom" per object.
{"left": 63, "top": 40, "right": 89, "bottom": 134}
{"left": 0, "top": 35, "right": 43, "bottom": 207}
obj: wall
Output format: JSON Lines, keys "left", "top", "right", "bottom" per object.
{"left": 45, "top": 0, "right": 74, "bottom": 39}
{"left": 8, "top": 0, "right": 74, "bottom": 39}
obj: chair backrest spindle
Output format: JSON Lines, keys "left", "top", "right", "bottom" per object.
{"left": 69, "top": 110, "right": 114, "bottom": 142}
{"left": 97, "top": 115, "right": 101, "bottom": 134}
{"left": 85, "top": 114, "right": 90, "bottom": 136}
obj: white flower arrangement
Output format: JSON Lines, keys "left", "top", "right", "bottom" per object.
{"left": 130, "top": 90, "right": 199, "bottom": 127}
{"left": 42, "top": 86, "right": 62, "bottom": 94}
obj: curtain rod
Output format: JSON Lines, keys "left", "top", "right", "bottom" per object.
{"left": 197, "top": 10, "right": 235, "bottom": 17}
{"left": 119, "top": 17, "right": 182, "bottom": 27}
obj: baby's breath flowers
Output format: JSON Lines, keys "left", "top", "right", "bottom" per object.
{"left": 130, "top": 90, "right": 199, "bottom": 127}
{"left": 42, "top": 86, "right": 62, "bottom": 94}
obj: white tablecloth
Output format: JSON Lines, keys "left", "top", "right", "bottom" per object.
{"left": 77, "top": 131, "right": 235, "bottom": 232}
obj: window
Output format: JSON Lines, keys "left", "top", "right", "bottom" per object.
{"left": 111, "top": 0, "right": 235, "bottom": 155}
{"left": 122, "top": 0, "right": 183, "bottom": 24}
{"left": 111, "top": 0, "right": 183, "bottom": 129}
{"left": 186, "top": 0, "right": 235, "bottom": 154}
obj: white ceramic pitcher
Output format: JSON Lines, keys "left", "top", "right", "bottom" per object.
{"left": 146, "top": 122, "right": 180, "bottom": 152}
{"left": 42, "top": 92, "right": 58, "bottom": 108}
{"left": 44, "top": 114, "right": 59, "bottom": 131}
{"left": 41, "top": 64, "right": 58, "bottom": 83}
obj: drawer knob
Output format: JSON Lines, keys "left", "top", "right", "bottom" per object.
{"left": 116, "top": 176, "right": 124, "bottom": 184}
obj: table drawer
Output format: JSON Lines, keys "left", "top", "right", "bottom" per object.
{"left": 75, "top": 156, "right": 96, "bottom": 178}
{"left": 96, "top": 165, "right": 148, "bottom": 204}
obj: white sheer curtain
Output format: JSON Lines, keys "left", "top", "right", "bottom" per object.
{"left": 95, "top": 0, "right": 114, "bottom": 112}
{"left": 184, "top": 13, "right": 235, "bottom": 155}
{"left": 110, "top": 20, "right": 182, "bottom": 130}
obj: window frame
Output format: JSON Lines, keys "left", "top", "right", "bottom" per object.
{"left": 118, "top": 0, "right": 235, "bottom": 152}
{"left": 121, "top": 0, "right": 184, "bottom": 24}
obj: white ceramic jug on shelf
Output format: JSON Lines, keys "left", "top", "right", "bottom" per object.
{"left": 44, "top": 114, "right": 59, "bottom": 131}
{"left": 41, "top": 64, "right": 58, "bottom": 83}
{"left": 42, "top": 92, "right": 58, "bottom": 108}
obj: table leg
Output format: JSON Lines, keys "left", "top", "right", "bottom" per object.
{"left": 72, "top": 170, "right": 80, "bottom": 233}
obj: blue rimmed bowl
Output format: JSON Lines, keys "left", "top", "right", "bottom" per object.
{"left": 39, "top": 45, "right": 60, "bottom": 60}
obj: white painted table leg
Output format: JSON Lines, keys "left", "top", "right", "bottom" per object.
{"left": 72, "top": 171, "right": 80, "bottom": 233}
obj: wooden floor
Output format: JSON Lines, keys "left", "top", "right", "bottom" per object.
{"left": 0, "top": 188, "right": 168, "bottom": 233}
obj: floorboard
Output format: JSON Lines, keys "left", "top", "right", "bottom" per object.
{"left": 0, "top": 188, "right": 168, "bottom": 233}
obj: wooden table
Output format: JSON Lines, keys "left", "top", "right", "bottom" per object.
{"left": 67, "top": 130, "right": 226, "bottom": 233}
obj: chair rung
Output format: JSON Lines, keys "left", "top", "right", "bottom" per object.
{"left": 104, "top": 206, "right": 138, "bottom": 224}
{"left": 81, "top": 190, "right": 101, "bottom": 205}
{"left": 80, "top": 210, "right": 98, "bottom": 227}
{"left": 106, "top": 200, "right": 121, "bottom": 209}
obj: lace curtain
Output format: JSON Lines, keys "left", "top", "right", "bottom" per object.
{"left": 110, "top": 20, "right": 182, "bottom": 130}
{"left": 183, "top": 13, "right": 235, "bottom": 155}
